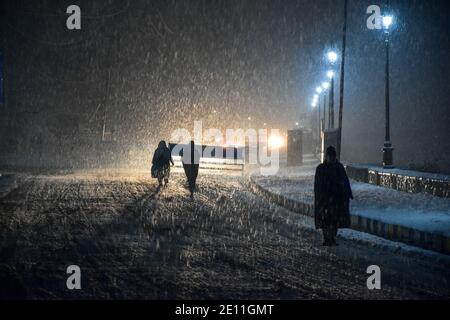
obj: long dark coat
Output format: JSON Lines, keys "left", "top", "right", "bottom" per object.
{"left": 181, "top": 143, "right": 201, "bottom": 193}
{"left": 314, "top": 161, "right": 353, "bottom": 229}
{"left": 151, "top": 144, "right": 173, "bottom": 179}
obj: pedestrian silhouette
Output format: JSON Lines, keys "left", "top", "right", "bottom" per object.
{"left": 151, "top": 140, "right": 174, "bottom": 188}
{"left": 181, "top": 140, "right": 201, "bottom": 198}
{"left": 314, "top": 146, "right": 353, "bottom": 246}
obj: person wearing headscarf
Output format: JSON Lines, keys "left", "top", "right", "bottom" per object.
{"left": 314, "top": 146, "right": 353, "bottom": 246}
{"left": 151, "top": 140, "right": 174, "bottom": 187}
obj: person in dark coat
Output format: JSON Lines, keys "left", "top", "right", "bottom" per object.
{"left": 314, "top": 146, "right": 353, "bottom": 246}
{"left": 151, "top": 140, "right": 174, "bottom": 187}
{"left": 181, "top": 140, "right": 201, "bottom": 198}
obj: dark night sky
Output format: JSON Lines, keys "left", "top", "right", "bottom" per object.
{"left": 1, "top": 0, "right": 449, "bottom": 172}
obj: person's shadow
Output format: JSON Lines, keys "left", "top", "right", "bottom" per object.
{"left": 91, "top": 182, "right": 183, "bottom": 299}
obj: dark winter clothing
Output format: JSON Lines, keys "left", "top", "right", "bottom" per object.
{"left": 151, "top": 141, "right": 174, "bottom": 185}
{"left": 181, "top": 141, "right": 201, "bottom": 196}
{"left": 314, "top": 156, "right": 353, "bottom": 244}
{"left": 322, "top": 224, "right": 338, "bottom": 246}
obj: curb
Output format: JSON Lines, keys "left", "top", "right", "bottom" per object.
{"left": 248, "top": 175, "right": 450, "bottom": 256}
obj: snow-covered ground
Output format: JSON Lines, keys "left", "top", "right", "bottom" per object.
{"left": 352, "top": 183, "right": 450, "bottom": 236}
{"left": 251, "top": 165, "right": 450, "bottom": 237}
{"left": 1, "top": 169, "right": 449, "bottom": 299}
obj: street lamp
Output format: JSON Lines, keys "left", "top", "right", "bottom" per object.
{"left": 327, "top": 51, "right": 338, "bottom": 64}
{"left": 326, "top": 51, "right": 338, "bottom": 129}
{"left": 315, "top": 88, "right": 323, "bottom": 133}
{"left": 312, "top": 92, "right": 321, "bottom": 146}
{"left": 382, "top": 14, "right": 394, "bottom": 168}
{"left": 321, "top": 83, "right": 328, "bottom": 132}
{"left": 382, "top": 16, "right": 393, "bottom": 29}
{"left": 337, "top": 0, "right": 348, "bottom": 160}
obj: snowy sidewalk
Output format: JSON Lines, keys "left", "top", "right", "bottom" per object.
{"left": 249, "top": 163, "right": 450, "bottom": 255}
{"left": 345, "top": 164, "right": 450, "bottom": 198}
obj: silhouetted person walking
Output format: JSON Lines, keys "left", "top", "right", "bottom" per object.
{"left": 182, "top": 140, "right": 201, "bottom": 198}
{"left": 314, "top": 146, "right": 353, "bottom": 246}
{"left": 151, "top": 140, "right": 174, "bottom": 187}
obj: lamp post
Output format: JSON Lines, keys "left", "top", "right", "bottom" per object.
{"left": 316, "top": 86, "right": 323, "bottom": 134}
{"left": 382, "top": 15, "right": 394, "bottom": 168}
{"left": 326, "top": 50, "right": 338, "bottom": 129}
{"left": 311, "top": 98, "right": 319, "bottom": 155}
{"left": 311, "top": 100, "right": 318, "bottom": 140}
{"left": 321, "top": 82, "right": 329, "bottom": 131}
{"left": 314, "top": 87, "right": 322, "bottom": 151}
{"left": 337, "top": 0, "right": 348, "bottom": 160}
{"left": 327, "top": 71, "right": 335, "bottom": 128}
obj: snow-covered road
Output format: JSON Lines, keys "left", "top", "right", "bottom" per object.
{"left": 0, "top": 170, "right": 449, "bottom": 299}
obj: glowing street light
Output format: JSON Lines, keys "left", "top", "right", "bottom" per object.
{"left": 327, "top": 51, "right": 338, "bottom": 64}
{"left": 316, "top": 87, "right": 323, "bottom": 94}
{"left": 382, "top": 15, "right": 393, "bottom": 30}
{"left": 322, "top": 82, "right": 330, "bottom": 90}
{"left": 327, "top": 70, "right": 334, "bottom": 79}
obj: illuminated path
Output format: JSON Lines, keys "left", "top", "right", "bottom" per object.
{"left": 0, "top": 170, "right": 449, "bottom": 299}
